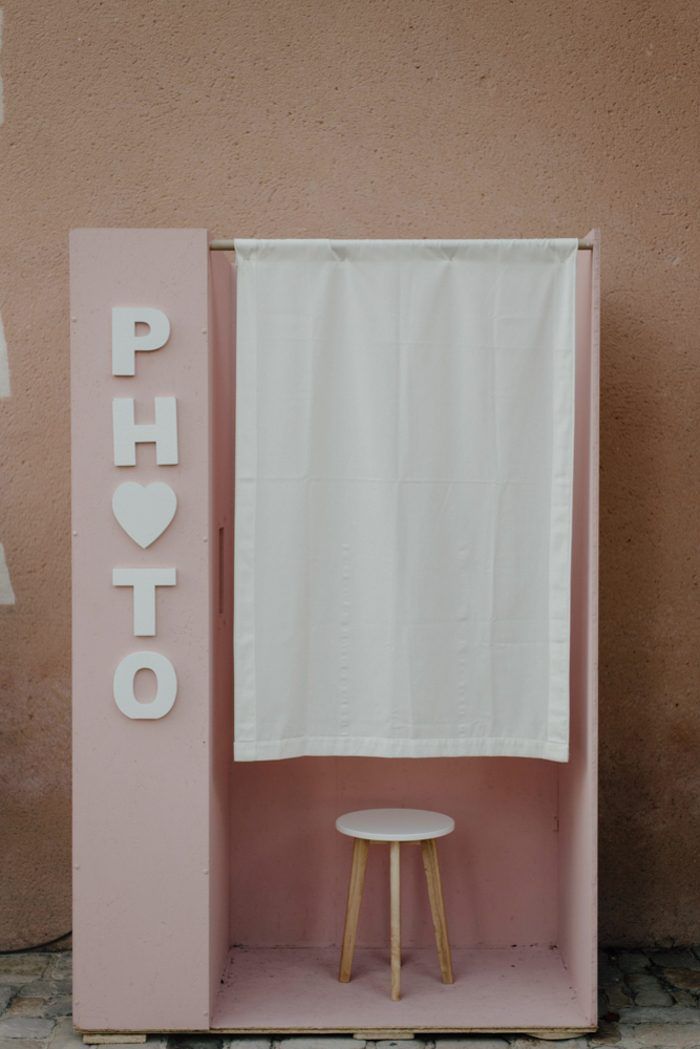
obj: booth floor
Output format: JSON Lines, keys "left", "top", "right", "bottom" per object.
{"left": 2, "top": 947, "right": 700, "bottom": 1046}
{"left": 213, "top": 947, "right": 583, "bottom": 1031}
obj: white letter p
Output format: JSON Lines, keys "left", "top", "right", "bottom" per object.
{"left": 112, "top": 307, "right": 170, "bottom": 376}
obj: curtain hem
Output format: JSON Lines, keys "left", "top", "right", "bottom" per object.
{"left": 233, "top": 735, "right": 569, "bottom": 762}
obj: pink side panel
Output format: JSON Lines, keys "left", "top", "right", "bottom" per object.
{"left": 557, "top": 238, "right": 600, "bottom": 1023}
{"left": 71, "top": 229, "right": 213, "bottom": 1031}
{"left": 208, "top": 250, "right": 235, "bottom": 1011}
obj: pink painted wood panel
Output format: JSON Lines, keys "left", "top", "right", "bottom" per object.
{"left": 208, "top": 249, "right": 236, "bottom": 1014}
{"left": 558, "top": 235, "right": 600, "bottom": 1025}
{"left": 71, "top": 229, "right": 217, "bottom": 1031}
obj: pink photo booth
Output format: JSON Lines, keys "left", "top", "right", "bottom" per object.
{"left": 69, "top": 229, "right": 599, "bottom": 1040}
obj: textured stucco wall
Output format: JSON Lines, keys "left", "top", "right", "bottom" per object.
{"left": 0, "top": 0, "right": 698, "bottom": 950}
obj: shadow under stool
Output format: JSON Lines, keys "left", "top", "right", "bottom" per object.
{"left": 336, "top": 807, "right": 455, "bottom": 1001}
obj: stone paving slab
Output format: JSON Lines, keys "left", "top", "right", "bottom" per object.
{"left": 433, "top": 1041, "right": 508, "bottom": 1048}
{"left": 624, "top": 973, "right": 673, "bottom": 1007}
{"left": 47, "top": 1019, "right": 88, "bottom": 1049}
{"left": 0, "top": 960, "right": 50, "bottom": 989}
{"left": 277, "top": 1041, "right": 362, "bottom": 1049}
{"left": 649, "top": 950, "right": 700, "bottom": 972}
{"left": 223, "top": 1041, "right": 273, "bottom": 1049}
{"left": 0, "top": 949, "right": 698, "bottom": 1048}
{"left": 167, "top": 1040, "right": 220, "bottom": 1049}
{"left": 617, "top": 1022, "right": 700, "bottom": 1046}
{"left": 0, "top": 1039, "right": 53, "bottom": 1049}
{"left": 0, "top": 1017, "right": 56, "bottom": 1039}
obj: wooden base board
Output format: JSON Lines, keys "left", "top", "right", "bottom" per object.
{"left": 80, "top": 1028, "right": 593, "bottom": 1042}
{"left": 525, "top": 1032, "right": 592, "bottom": 1042}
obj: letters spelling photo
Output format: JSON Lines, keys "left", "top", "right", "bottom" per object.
{"left": 110, "top": 308, "right": 179, "bottom": 720}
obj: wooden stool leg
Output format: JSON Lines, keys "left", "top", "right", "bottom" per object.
{"left": 421, "top": 838, "right": 454, "bottom": 985}
{"left": 339, "top": 838, "right": 369, "bottom": 983}
{"left": 390, "top": 840, "right": 401, "bottom": 1001}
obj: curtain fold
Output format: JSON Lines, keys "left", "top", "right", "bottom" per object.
{"left": 233, "top": 239, "right": 577, "bottom": 761}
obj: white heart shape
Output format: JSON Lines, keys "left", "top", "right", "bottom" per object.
{"left": 112, "top": 482, "right": 177, "bottom": 549}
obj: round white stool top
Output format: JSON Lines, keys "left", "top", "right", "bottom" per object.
{"left": 336, "top": 808, "right": 454, "bottom": 842}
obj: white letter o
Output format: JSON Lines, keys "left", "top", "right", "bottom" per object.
{"left": 113, "top": 651, "right": 177, "bottom": 719}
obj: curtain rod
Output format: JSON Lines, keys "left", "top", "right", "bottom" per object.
{"left": 209, "top": 239, "right": 593, "bottom": 252}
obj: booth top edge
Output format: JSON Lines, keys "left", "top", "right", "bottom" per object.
{"left": 66, "top": 229, "right": 597, "bottom": 251}
{"left": 210, "top": 236, "right": 595, "bottom": 251}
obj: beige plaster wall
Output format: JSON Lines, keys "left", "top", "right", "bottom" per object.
{"left": 0, "top": 0, "right": 698, "bottom": 949}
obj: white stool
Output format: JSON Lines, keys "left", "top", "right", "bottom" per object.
{"left": 336, "top": 808, "right": 455, "bottom": 1001}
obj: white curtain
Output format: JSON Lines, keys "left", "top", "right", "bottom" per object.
{"left": 233, "top": 239, "right": 577, "bottom": 762}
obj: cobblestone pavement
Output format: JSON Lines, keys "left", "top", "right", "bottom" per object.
{"left": 0, "top": 949, "right": 698, "bottom": 1049}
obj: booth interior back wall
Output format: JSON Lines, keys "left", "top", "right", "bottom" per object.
{"left": 228, "top": 756, "right": 559, "bottom": 950}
